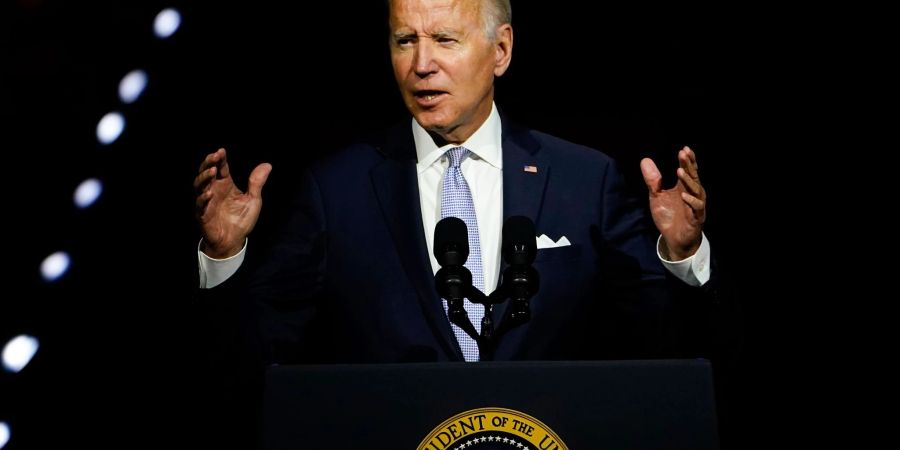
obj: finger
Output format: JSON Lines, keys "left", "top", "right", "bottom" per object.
{"left": 680, "top": 146, "right": 699, "bottom": 180}
{"left": 640, "top": 158, "right": 662, "bottom": 194}
{"left": 195, "top": 189, "right": 214, "bottom": 210}
{"left": 681, "top": 191, "right": 705, "bottom": 211}
{"left": 198, "top": 148, "right": 224, "bottom": 173}
{"left": 193, "top": 166, "right": 217, "bottom": 192}
{"left": 677, "top": 167, "right": 704, "bottom": 198}
{"left": 215, "top": 148, "right": 230, "bottom": 179}
{"left": 247, "top": 163, "right": 272, "bottom": 198}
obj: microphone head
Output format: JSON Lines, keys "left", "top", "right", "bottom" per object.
{"left": 502, "top": 216, "right": 537, "bottom": 265}
{"left": 434, "top": 217, "right": 469, "bottom": 266}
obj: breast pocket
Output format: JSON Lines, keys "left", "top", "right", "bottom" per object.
{"left": 533, "top": 244, "right": 582, "bottom": 263}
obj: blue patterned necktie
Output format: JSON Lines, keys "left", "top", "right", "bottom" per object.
{"left": 440, "top": 147, "right": 484, "bottom": 362}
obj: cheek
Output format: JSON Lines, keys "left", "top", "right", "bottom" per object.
{"left": 458, "top": 55, "right": 493, "bottom": 87}
{"left": 391, "top": 56, "right": 410, "bottom": 82}
{"left": 478, "top": 54, "right": 497, "bottom": 79}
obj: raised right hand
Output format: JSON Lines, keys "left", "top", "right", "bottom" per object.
{"left": 194, "top": 148, "right": 272, "bottom": 259}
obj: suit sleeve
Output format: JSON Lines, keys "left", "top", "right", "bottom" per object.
{"left": 191, "top": 167, "right": 328, "bottom": 368}
{"left": 185, "top": 168, "right": 328, "bottom": 447}
{"left": 595, "top": 159, "right": 740, "bottom": 362}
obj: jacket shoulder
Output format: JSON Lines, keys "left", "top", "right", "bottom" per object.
{"left": 528, "top": 129, "right": 617, "bottom": 168}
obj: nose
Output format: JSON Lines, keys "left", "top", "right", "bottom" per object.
{"left": 413, "top": 41, "right": 438, "bottom": 78}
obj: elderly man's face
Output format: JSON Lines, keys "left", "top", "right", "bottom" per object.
{"left": 390, "top": 0, "right": 511, "bottom": 144}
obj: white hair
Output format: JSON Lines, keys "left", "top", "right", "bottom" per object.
{"left": 481, "top": 0, "right": 512, "bottom": 40}
{"left": 387, "top": 0, "right": 512, "bottom": 41}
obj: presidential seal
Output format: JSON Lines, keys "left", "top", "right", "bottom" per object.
{"left": 418, "top": 408, "right": 568, "bottom": 450}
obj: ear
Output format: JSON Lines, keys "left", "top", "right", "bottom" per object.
{"left": 493, "top": 24, "right": 513, "bottom": 77}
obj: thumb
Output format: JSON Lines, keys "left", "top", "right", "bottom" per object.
{"left": 640, "top": 158, "right": 662, "bottom": 194}
{"left": 247, "top": 163, "right": 272, "bottom": 198}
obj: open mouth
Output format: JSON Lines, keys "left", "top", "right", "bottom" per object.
{"left": 414, "top": 90, "right": 447, "bottom": 103}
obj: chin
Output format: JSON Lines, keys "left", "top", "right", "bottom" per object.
{"left": 414, "top": 111, "right": 451, "bottom": 132}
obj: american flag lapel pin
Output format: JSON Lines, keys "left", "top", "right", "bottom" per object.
{"left": 524, "top": 165, "right": 538, "bottom": 173}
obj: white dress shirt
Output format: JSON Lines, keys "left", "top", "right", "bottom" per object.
{"left": 414, "top": 103, "right": 504, "bottom": 293}
{"left": 199, "top": 102, "right": 710, "bottom": 288}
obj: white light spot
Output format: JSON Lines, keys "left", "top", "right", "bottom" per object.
{"left": 96, "top": 112, "right": 125, "bottom": 145}
{"left": 41, "top": 251, "right": 70, "bottom": 282}
{"left": 0, "top": 422, "right": 8, "bottom": 449}
{"left": 119, "top": 69, "right": 148, "bottom": 104}
{"left": 74, "top": 178, "right": 103, "bottom": 208}
{"left": 2, "top": 335, "right": 39, "bottom": 373}
{"left": 154, "top": 8, "right": 182, "bottom": 39}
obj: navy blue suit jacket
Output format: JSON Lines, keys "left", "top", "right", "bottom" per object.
{"left": 200, "top": 117, "right": 721, "bottom": 365}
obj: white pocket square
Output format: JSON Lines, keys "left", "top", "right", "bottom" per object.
{"left": 536, "top": 234, "right": 571, "bottom": 249}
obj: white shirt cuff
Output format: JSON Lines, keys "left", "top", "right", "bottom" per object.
{"left": 657, "top": 233, "right": 711, "bottom": 287}
{"left": 197, "top": 238, "right": 247, "bottom": 288}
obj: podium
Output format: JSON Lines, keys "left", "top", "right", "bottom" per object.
{"left": 262, "top": 360, "right": 718, "bottom": 449}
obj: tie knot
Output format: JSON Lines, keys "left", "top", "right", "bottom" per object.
{"left": 445, "top": 147, "right": 470, "bottom": 168}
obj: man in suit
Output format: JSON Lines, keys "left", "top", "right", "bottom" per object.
{"left": 193, "top": 0, "right": 718, "bottom": 365}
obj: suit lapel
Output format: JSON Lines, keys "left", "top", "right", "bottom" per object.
{"left": 370, "top": 124, "right": 463, "bottom": 361}
{"left": 495, "top": 119, "right": 549, "bottom": 353}
{"left": 501, "top": 120, "right": 548, "bottom": 227}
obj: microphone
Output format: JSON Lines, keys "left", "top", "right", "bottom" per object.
{"left": 502, "top": 216, "right": 537, "bottom": 266}
{"left": 500, "top": 216, "right": 539, "bottom": 327}
{"left": 433, "top": 217, "right": 479, "bottom": 341}
{"left": 434, "top": 217, "right": 469, "bottom": 267}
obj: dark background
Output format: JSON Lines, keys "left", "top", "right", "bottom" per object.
{"left": 2, "top": 0, "right": 822, "bottom": 448}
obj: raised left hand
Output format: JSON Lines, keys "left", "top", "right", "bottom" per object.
{"left": 640, "top": 146, "right": 706, "bottom": 260}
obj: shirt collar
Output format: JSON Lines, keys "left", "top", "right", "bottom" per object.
{"left": 413, "top": 102, "right": 503, "bottom": 174}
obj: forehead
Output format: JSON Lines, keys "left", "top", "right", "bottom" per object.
{"left": 389, "top": 0, "right": 480, "bottom": 30}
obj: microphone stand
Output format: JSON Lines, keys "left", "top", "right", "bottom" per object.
{"left": 436, "top": 270, "right": 538, "bottom": 362}
{"left": 492, "top": 265, "right": 538, "bottom": 339}
{"left": 435, "top": 266, "right": 480, "bottom": 344}
{"left": 433, "top": 215, "right": 539, "bottom": 362}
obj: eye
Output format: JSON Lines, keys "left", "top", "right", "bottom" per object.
{"left": 437, "top": 37, "right": 456, "bottom": 44}
{"left": 395, "top": 36, "right": 416, "bottom": 47}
